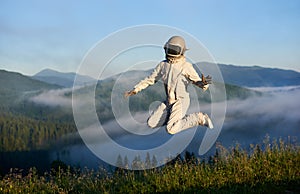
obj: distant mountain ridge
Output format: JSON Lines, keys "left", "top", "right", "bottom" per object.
{"left": 197, "top": 63, "right": 300, "bottom": 87}
{"left": 219, "top": 64, "right": 300, "bottom": 87}
{"left": 32, "top": 64, "right": 300, "bottom": 88}
{"left": 108, "top": 63, "right": 300, "bottom": 88}
{"left": 33, "top": 69, "right": 96, "bottom": 87}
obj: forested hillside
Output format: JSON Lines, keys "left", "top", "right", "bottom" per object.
{"left": 0, "top": 70, "right": 60, "bottom": 106}
{"left": 0, "top": 69, "right": 262, "bottom": 152}
{"left": 0, "top": 113, "right": 76, "bottom": 151}
{"left": 0, "top": 70, "right": 75, "bottom": 152}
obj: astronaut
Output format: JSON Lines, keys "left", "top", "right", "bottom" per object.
{"left": 125, "top": 36, "right": 213, "bottom": 134}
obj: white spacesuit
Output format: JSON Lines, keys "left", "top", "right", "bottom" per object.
{"left": 125, "top": 36, "right": 213, "bottom": 134}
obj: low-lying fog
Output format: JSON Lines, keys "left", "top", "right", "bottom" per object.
{"left": 31, "top": 86, "right": 300, "bottom": 169}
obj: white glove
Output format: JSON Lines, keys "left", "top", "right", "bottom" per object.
{"left": 202, "top": 84, "right": 209, "bottom": 91}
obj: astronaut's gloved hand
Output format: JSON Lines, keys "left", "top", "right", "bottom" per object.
{"left": 194, "top": 81, "right": 207, "bottom": 89}
{"left": 202, "top": 74, "right": 212, "bottom": 85}
{"left": 202, "top": 84, "right": 209, "bottom": 91}
{"left": 193, "top": 74, "right": 212, "bottom": 91}
{"left": 124, "top": 89, "right": 137, "bottom": 98}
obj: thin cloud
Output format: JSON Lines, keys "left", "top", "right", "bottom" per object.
{"left": 30, "top": 88, "right": 72, "bottom": 107}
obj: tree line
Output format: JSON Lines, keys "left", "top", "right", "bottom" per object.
{"left": 0, "top": 113, "right": 76, "bottom": 152}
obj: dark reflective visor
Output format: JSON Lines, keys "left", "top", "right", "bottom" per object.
{"left": 165, "top": 44, "right": 182, "bottom": 56}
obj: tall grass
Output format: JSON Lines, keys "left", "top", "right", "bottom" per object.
{"left": 1, "top": 137, "right": 299, "bottom": 193}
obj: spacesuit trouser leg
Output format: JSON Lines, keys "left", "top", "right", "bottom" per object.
{"left": 147, "top": 102, "right": 168, "bottom": 128}
{"left": 167, "top": 98, "right": 206, "bottom": 134}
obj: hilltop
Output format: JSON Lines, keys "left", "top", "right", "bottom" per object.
{"left": 32, "top": 68, "right": 96, "bottom": 87}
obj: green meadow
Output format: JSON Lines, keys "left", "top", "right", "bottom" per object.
{"left": 1, "top": 137, "right": 299, "bottom": 194}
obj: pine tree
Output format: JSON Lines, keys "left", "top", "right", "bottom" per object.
{"left": 152, "top": 155, "right": 158, "bottom": 168}
{"left": 116, "top": 154, "right": 124, "bottom": 168}
{"left": 145, "top": 152, "right": 151, "bottom": 169}
{"left": 132, "top": 155, "right": 143, "bottom": 170}
{"left": 124, "top": 156, "right": 129, "bottom": 169}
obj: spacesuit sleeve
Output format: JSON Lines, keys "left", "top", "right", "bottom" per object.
{"left": 184, "top": 63, "right": 202, "bottom": 82}
{"left": 133, "top": 62, "right": 162, "bottom": 93}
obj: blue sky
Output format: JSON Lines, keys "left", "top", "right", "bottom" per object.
{"left": 0, "top": 0, "right": 299, "bottom": 75}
